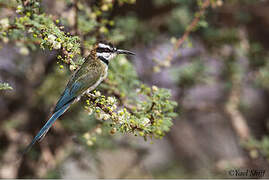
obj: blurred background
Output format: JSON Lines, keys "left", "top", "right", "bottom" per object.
{"left": 1, "top": 0, "right": 269, "bottom": 178}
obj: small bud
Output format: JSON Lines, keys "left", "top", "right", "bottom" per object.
{"left": 0, "top": 18, "right": 9, "bottom": 29}
{"left": 86, "top": 140, "right": 93, "bottom": 146}
{"left": 90, "top": 13, "right": 97, "bottom": 20}
{"left": 110, "top": 127, "right": 117, "bottom": 134}
{"left": 154, "top": 110, "right": 161, "bottom": 116}
{"left": 216, "top": 0, "right": 223, "bottom": 7}
{"left": 152, "top": 85, "right": 159, "bottom": 92}
{"left": 95, "top": 91, "right": 101, "bottom": 97}
{"left": 2, "top": 37, "right": 9, "bottom": 43}
{"left": 83, "top": 132, "right": 91, "bottom": 140}
{"left": 156, "top": 130, "right": 162, "bottom": 136}
{"left": 56, "top": 38, "right": 61, "bottom": 42}
{"left": 163, "top": 60, "right": 171, "bottom": 67}
{"left": 87, "top": 107, "right": 93, "bottom": 115}
{"left": 53, "top": 41, "right": 61, "bottom": 49}
{"left": 170, "top": 37, "right": 177, "bottom": 44}
{"left": 109, "top": 20, "right": 114, "bottom": 26}
{"left": 103, "top": 114, "right": 110, "bottom": 121}
{"left": 120, "top": 111, "right": 124, "bottom": 116}
{"left": 48, "top": 34, "right": 57, "bottom": 43}
{"left": 95, "top": 111, "right": 104, "bottom": 120}
{"left": 107, "top": 97, "right": 115, "bottom": 104}
{"left": 117, "top": 115, "right": 124, "bottom": 124}
{"left": 153, "top": 66, "right": 160, "bottom": 73}
{"left": 139, "top": 131, "right": 145, "bottom": 136}
{"left": 101, "top": 4, "right": 109, "bottom": 11}
{"left": 141, "top": 117, "right": 150, "bottom": 126}
{"left": 16, "top": 5, "right": 23, "bottom": 13}
{"left": 19, "top": 47, "right": 29, "bottom": 56}
{"left": 249, "top": 149, "right": 258, "bottom": 159}
{"left": 34, "top": 2, "right": 40, "bottom": 7}
{"left": 69, "top": 64, "right": 76, "bottom": 71}
{"left": 96, "top": 127, "right": 102, "bottom": 135}
{"left": 99, "top": 26, "right": 108, "bottom": 34}
{"left": 26, "top": 12, "right": 31, "bottom": 17}
{"left": 111, "top": 104, "right": 117, "bottom": 111}
{"left": 67, "top": 43, "right": 73, "bottom": 51}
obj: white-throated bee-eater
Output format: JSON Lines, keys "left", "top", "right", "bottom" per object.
{"left": 23, "top": 42, "right": 135, "bottom": 154}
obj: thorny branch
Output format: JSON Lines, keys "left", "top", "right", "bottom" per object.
{"left": 103, "top": 79, "right": 136, "bottom": 113}
{"left": 153, "top": 0, "right": 211, "bottom": 71}
{"left": 86, "top": 93, "right": 144, "bottom": 132}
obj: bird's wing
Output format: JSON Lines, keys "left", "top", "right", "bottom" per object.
{"left": 54, "top": 61, "right": 102, "bottom": 112}
{"left": 53, "top": 87, "right": 76, "bottom": 113}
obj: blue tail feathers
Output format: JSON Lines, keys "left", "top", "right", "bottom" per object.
{"left": 22, "top": 100, "right": 74, "bottom": 155}
{"left": 54, "top": 83, "right": 81, "bottom": 113}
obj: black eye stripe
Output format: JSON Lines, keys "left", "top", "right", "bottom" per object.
{"left": 96, "top": 47, "right": 113, "bottom": 53}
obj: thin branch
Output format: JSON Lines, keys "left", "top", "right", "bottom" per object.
{"left": 154, "top": 0, "right": 211, "bottom": 71}
{"left": 86, "top": 93, "right": 144, "bottom": 132}
{"left": 225, "top": 76, "right": 250, "bottom": 141}
{"left": 103, "top": 79, "right": 136, "bottom": 114}
{"left": 86, "top": 92, "right": 135, "bottom": 116}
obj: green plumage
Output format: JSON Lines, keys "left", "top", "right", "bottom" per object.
{"left": 53, "top": 52, "right": 107, "bottom": 113}
{"left": 67, "top": 54, "right": 107, "bottom": 97}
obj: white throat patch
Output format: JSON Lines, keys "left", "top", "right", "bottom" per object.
{"left": 97, "top": 52, "right": 116, "bottom": 61}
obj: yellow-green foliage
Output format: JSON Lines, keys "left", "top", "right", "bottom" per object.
{"left": 0, "top": 0, "right": 177, "bottom": 147}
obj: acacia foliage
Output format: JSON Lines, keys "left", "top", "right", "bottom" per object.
{"left": 0, "top": 0, "right": 177, "bottom": 146}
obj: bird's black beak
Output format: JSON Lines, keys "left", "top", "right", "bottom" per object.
{"left": 116, "top": 49, "right": 135, "bottom": 55}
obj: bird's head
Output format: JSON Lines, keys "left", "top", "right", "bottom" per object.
{"left": 95, "top": 42, "right": 135, "bottom": 64}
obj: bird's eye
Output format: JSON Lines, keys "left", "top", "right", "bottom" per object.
{"left": 104, "top": 48, "right": 111, "bottom": 52}
{"left": 97, "top": 47, "right": 111, "bottom": 53}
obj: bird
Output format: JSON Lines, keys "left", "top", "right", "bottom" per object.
{"left": 22, "top": 42, "right": 135, "bottom": 154}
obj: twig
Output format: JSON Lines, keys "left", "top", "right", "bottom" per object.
{"left": 86, "top": 93, "right": 144, "bottom": 132}
{"left": 103, "top": 79, "right": 136, "bottom": 114}
{"left": 225, "top": 76, "right": 250, "bottom": 141}
{"left": 154, "top": 0, "right": 211, "bottom": 70}
{"left": 86, "top": 92, "right": 136, "bottom": 116}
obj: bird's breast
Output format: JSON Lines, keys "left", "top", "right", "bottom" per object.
{"left": 82, "top": 62, "right": 108, "bottom": 96}
{"left": 102, "top": 64, "right": 108, "bottom": 79}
